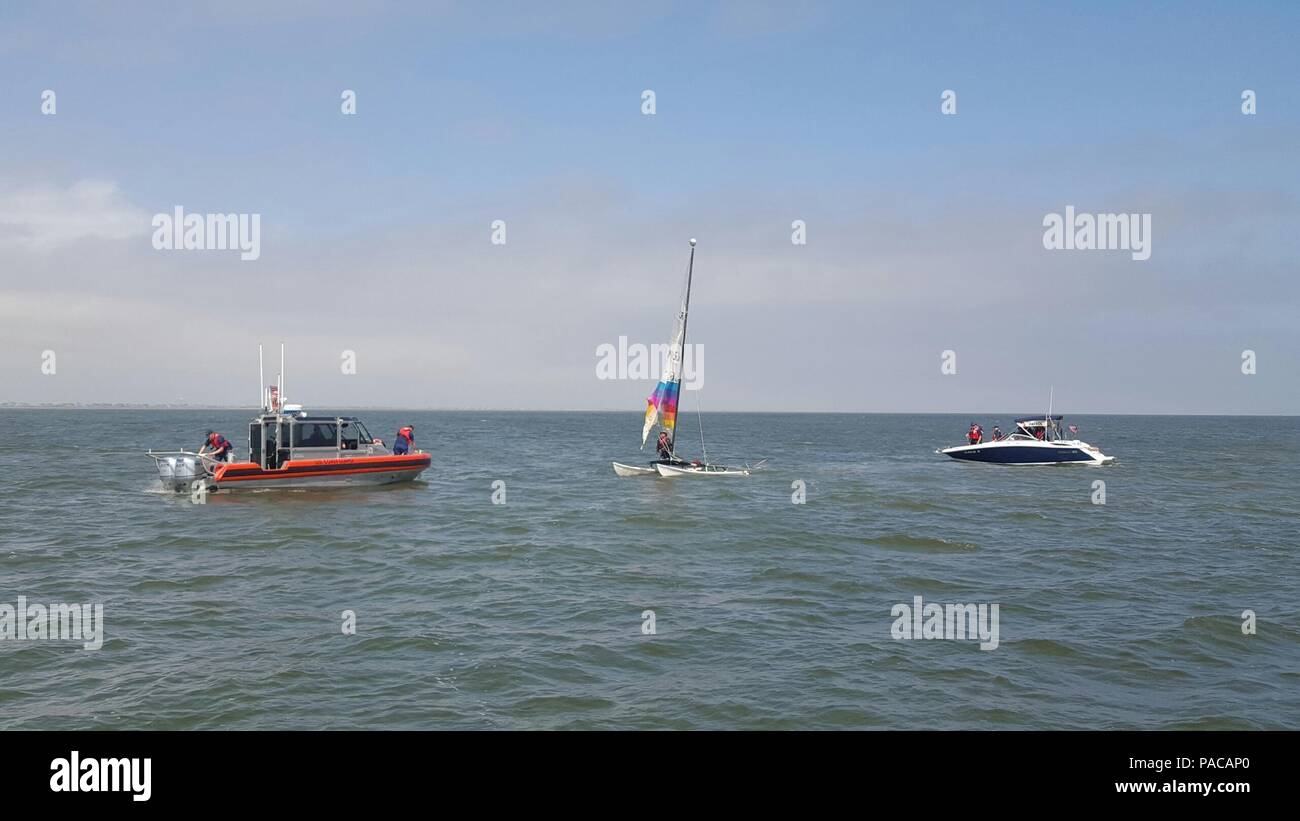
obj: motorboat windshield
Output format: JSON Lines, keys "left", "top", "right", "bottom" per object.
{"left": 1013, "top": 415, "right": 1067, "bottom": 441}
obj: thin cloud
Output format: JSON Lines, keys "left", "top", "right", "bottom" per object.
{"left": 0, "top": 181, "right": 149, "bottom": 250}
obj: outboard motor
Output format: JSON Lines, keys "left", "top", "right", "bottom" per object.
{"left": 175, "top": 456, "right": 198, "bottom": 484}
{"left": 150, "top": 452, "right": 209, "bottom": 492}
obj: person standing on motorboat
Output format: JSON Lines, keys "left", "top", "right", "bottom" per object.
{"left": 200, "top": 431, "right": 234, "bottom": 462}
{"left": 967, "top": 423, "right": 983, "bottom": 445}
{"left": 264, "top": 428, "right": 279, "bottom": 468}
{"left": 991, "top": 425, "right": 1002, "bottom": 441}
{"left": 393, "top": 425, "right": 415, "bottom": 455}
{"left": 656, "top": 430, "right": 673, "bottom": 461}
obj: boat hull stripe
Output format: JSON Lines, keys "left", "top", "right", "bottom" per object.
{"left": 216, "top": 456, "right": 431, "bottom": 482}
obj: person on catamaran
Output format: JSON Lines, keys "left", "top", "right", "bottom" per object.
{"left": 656, "top": 430, "right": 673, "bottom": 461}
{"left": 967, "top": 423, "right": 983, "bottom": 445}
{"left": 393, "top": 425, "right": 415, "bottom": 455}
{"left": 201, "top": 431, "right": 234, "bottom": 462}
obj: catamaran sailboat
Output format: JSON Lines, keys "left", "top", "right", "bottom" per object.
{"left": 147, "top": 345, "right": 431, "bottom": 492}
{"left": 611, "top": 239, "right": 753, "bottom": 478}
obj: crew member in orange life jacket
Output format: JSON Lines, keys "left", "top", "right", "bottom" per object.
{"left": 393, "top": 425, "right": 415, "bottom": 455}
{"left": 967, "top": 423, "right": 983, "bottom": 445}
{"left": 201, "top": 431, "right": 234, "bottom": 462}
{"left": 656, "top": 430, "right": 673, "bottom": 461}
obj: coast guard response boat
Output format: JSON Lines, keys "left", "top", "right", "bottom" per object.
{"left": 147, "top": 345, "right": 430, "bottom": 493}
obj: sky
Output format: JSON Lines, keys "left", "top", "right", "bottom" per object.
{"left": 1, "top": 0, "right": 1297, "bottom": 413}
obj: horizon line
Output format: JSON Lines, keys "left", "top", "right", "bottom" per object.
{"left": 1, "top": 403, "right": 1296, "bottom": 418}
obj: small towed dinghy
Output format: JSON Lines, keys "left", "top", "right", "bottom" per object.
{"left": 611, "top": 239, "right": 756, "bottom": 479}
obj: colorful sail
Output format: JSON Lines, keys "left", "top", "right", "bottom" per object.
{"left": 641, "top": 298, "right": 687, "bottom": 447}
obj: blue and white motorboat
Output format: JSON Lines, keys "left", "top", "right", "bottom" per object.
{"left": 938, "top": 415, "right": 1114, "bottom": 465}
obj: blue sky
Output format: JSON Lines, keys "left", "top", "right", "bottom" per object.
{"left": 1, "top": 1, "right": 1298, "bottom": 412}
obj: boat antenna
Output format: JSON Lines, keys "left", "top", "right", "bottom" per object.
{"left": 672, "top": 238, "right": 696, "bottom": 460}
{"left": 258, "top": 344, "right": 265, "bottom": 411}
{"left": 279, "top": 342, "right": 285, "bottom": 412}
{"left": 1046, "top": 386, "right": 1054, "bottom": 439}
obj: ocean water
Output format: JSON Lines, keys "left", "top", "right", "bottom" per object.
{"left": 0, "top": 409, "right": 1296, "bottom": 730}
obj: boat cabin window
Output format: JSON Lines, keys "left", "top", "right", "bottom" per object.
{"left": 248, "top": 423, "right": 262, "bottom": 465}
{"left": 293, "top": 422, "right": 338, "bottom": 449}
{"left": 264, "top": 421, "right": 285, "bottom": 468}
{"left": 339, "top": 420, "right": 371, "bottom": 450}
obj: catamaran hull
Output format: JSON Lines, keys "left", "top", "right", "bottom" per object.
{"left": 612, "top": 462, "right": 656, "bottom": 477}
{"left": 612, "top": 460, "right": 691, "bottom": 477}
{"left": 655, "top": 463, "right": 751, "bottom": 477}
{"left": 939, "top": 442, "right": 1113, "bottom": 465}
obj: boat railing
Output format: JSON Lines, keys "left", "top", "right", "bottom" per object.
{"left": 146, "top": 450, "right": 226, "bottom": 470}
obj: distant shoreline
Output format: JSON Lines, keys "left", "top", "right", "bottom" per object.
{"left": 0, "top": 404, "right": 1295, "bottom": 418}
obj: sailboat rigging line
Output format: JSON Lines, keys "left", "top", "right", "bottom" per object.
{"left": 696, "top": 392, "right": 707, "bottom": 462}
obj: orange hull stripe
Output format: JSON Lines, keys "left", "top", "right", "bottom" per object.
{"left": 217, "top": 465, "right": 427, "bottom": 482}
{"left": 220, "top": 457, "right": 430, "bottom": 470}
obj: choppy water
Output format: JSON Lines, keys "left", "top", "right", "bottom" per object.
{"left": 0, "top": 410, "right": 1296, "bottom": 729}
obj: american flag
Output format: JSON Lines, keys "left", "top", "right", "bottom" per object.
{"left": 1068, "top": 424, "right": 1078, "bottom": 434}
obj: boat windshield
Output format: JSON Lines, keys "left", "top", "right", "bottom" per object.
{"left": 1015, "top": 419, "right": 1067, "bottom": 441}
{"left": 340, "top": 419, "right": 375, "bottom": 450}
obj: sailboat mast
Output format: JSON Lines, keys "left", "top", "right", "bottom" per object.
{"left": 672, "top": 239, "right": 696, "bottom": 457}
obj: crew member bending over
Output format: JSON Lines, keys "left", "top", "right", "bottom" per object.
{"left": 393, "top": 425, "right": 415, "bottom": 455}
{"left": 201, "top": 431, "right": 234, "bottom": 462}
